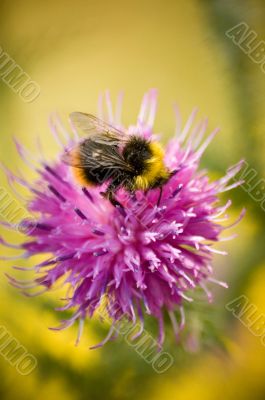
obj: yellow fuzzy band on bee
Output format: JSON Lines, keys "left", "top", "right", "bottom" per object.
{"left": 134, "top": 141, "right": 169, "bottom": 190}
{"left": 71, "top": 148, "right": 92, "bottom": 187}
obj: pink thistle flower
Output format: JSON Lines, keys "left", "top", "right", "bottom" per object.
{"left": 1, "top": 90, "right": 245, "bottom": 348}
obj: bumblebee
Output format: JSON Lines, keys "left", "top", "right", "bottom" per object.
{"left": 63, "top": 112, "right": 173, "bottom": 207}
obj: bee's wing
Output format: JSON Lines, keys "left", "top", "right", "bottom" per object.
{"left": 62, "top": 140, "right": 134, "bottom": 172}
{"left": 62, "top": 149, "right": 84, "bottom": 169}
{"left": 70, "top": 112, "right": 128, "bottom": 146}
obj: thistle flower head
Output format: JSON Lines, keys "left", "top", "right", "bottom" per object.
{"left": 1, "top": 90, "right": 245, "bottom": 348}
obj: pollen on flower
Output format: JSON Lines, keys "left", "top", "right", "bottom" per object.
{"left": 1, "top": 90, "right": 245, "bottom": 349}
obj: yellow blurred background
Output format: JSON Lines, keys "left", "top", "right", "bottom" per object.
{"left": 0, "top": 0, "right": 265, "bottom": 399}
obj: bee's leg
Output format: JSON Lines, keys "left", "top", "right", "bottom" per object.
{"left": 101, "top": 183, "right": 124, "bottom": 210}
{"left": 108, "top": 191, "right": 123, "bottom": 209}
{"left": 157, "top": 186, "right": 163, "bottom": 207}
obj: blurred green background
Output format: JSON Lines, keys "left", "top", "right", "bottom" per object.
{"left": 0, "top": 0, "right": 265, "bottom": 399}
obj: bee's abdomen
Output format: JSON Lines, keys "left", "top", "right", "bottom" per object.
{"left": 73, "top": 140, "right": 120, "bottom": 186}
{"left": 83, "top": 166, "right": 111, "bottom": 185}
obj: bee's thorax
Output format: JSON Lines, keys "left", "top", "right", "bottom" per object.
{"left": 123, "top": 136, "right": 170, "bottom": 190}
